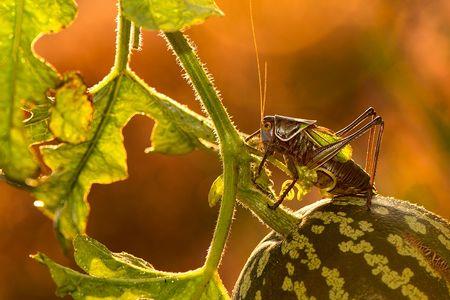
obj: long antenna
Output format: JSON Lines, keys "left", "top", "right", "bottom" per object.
{"left": 249, "top": 0, "right": 266, "bottom": 123}
{"left": 263, "top": 61, "right": 268, "bottom": 120}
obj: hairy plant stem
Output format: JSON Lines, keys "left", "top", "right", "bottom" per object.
{"left": 89, "top": 7, "right": 132, "bottom": 94}
{"left": 237, "top": 188, "right": 299, "bottom": 236}
{"left": 165, "top": 32, "right": 241, "bottom": 279}
{"left": 204, "top": 157, "right": 238, "bottom": 273}
{"left": 165, "top": 32, "right": 301, "bottom": 284}
{"left": 164, "top": 32, "right": 241, "bottom": 148}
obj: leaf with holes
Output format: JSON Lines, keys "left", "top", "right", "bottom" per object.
{"left": 33, "top": 69, "right": 215, "bottom": 248}
{"left": 49, "top": 72, "right": 93, "bottom": 144}
{"left": 0, "top": 0, "right": 77, "bottom": 181}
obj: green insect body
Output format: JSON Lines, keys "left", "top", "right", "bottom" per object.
{"left": 306, "top": 127, "right": 353, "bottom": 163}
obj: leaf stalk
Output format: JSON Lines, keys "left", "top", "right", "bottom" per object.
{"left": 113, "top": 12, "right": 132, "bottom": 73}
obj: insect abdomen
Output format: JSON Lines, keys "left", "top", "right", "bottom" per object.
{"left": 320, "top": 159, "right": 371, "bottom": 196}
{"left": 284, "top": 131, "right": 372, "bottom": 196}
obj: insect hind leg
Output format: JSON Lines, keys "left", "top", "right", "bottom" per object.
{"left": 336, "top": 107, "right": 376, "bottom": 137}
{"left": 306, "top": 116, "right": 384, "bottom": 209}
{"left": 366, "top": 117, "right": 384, "bottom": 208}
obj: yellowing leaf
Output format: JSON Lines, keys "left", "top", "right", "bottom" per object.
{"left": 208, "top": 175, "right": 223, "bottom": 207}
{"left": 34, "top": 235, "right": 230, "bottom": 300}
{"left": 0, "top": 0, "right": 77, "bottom": 181}
{"left": 121, "top": 0, "right": 223, "bottom": 31}
{"left": 49, "top": 72, "right": 93, "bottom": 144}
{"left": 33, "top": 70, "right": 216, "bottom": 247}
{"left": 279, "top": 180, "right": 296, "bottom": 201}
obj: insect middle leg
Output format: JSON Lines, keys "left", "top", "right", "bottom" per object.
{"left": 268, "top": 156, "right": 299, "bottom": 210}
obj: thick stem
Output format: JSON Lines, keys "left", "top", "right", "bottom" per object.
{"left": 237, "top": 188, "right": 299, "bottom": 236}
{"left": 165, "top": 31, "right": 302, "bottom": 268}
{"left": 204, "top": 157, "right": 238, "bottom": 273}
{"left": 164, "top": 32, "right": 241, "bottom": 148}
{"left": 165, "top": 31, "right": 241, "bottom": 287}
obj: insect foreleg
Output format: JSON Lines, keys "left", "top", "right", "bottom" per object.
{"left": 251, "top": 148, "right": 276, "bottom": 200}
{"left": 255, "top": 148, "right": 273, "bottom": 178}
{"left": 245, "top": 129, "right": 261, "bottom": 142}
{"left": 336, "top": 107, "right": 376, "bottom": 137}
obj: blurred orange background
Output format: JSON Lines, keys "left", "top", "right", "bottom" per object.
{"left": 0, "top": 0, "right": 449, "bottom": 298}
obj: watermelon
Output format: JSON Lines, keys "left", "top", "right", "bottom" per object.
{"left": 233, "top": 195, "right": 450, "bottom": 300}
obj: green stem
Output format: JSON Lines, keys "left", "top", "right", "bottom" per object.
{"left": 164, "top": 31, "right": 303, "bottom": 275}
{"left": 165, "top": 32, "right": 240, "bottom": 279}
{"left": 237, "top": 188, "right": 298, "bottom": 236}
{"left": 204, "top": 157, "right": 238, "bottom": 273}
{"left": 131, "top": 23, "right": 142, "bottom": 51}
{"left": 164, "top": 32, "right": 241, "bottom": 148}
{"left": 114, "top": 13, "right": 132, "bottom": 73}
{"left": 89, "top": 7, "right": 132, "bottom": 94}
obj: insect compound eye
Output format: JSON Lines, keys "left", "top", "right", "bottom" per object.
{"left": 263, "top": 122, "right": 272, "bottom": 130}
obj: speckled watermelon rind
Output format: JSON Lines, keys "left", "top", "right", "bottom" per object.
{"left": 233, "top": 195, "right": 450, "bottom": 300}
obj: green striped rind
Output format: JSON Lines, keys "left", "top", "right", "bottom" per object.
{"left": 233, "top": 195, "right": 450, "bottom": 300}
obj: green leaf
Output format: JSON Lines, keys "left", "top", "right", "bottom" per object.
{"left": 24, "top": 104, "right": 55, "bottom": 143}
{"left": 33, "top": 70, "right": 216, "bottom": 246}
{"left": 34, "top": 235, "right": 230, "bottom": 300}
{"left": 308, "top": 127, "right": 353, "bottom": 162}
{"left": 73, "top": 235, "right": 159, "bottom": 279}
{"left": 49, "top": 72, "right": 93, "bottom": 144}
{"left": 121, "top": 0, "right": 223, "bottom": 31}
{"left": 0, "top": 0, "right": 77, "bottom": 181}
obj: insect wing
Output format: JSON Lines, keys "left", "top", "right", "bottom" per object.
{"left": 306, "top": 126, "right": 353, "bottom": 162}
{"left": 274, "top": 115, "right": 316, "bottom": 141}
